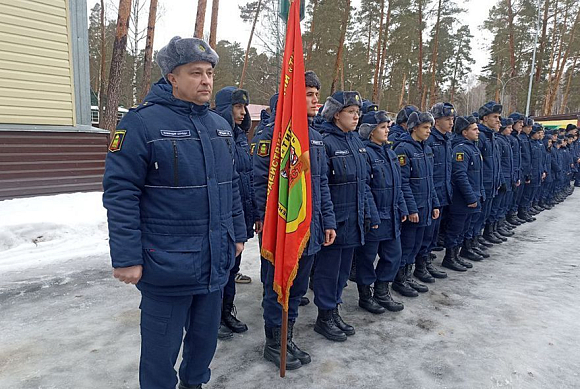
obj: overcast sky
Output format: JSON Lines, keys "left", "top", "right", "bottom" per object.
{"left": 88, "top": 0, "right": 495, "bottom": 78}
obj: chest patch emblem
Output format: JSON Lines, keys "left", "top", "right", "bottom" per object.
{"left": 335, "top": 150, "right": 350, "bottom": 156}
{"left": 217, "top": 129, "right": 233, "bottom": 137}
{"left": 257, "top": 140, "right": 271, "bottom": 157}
{"left": 398, "top": 154, "right": 407, "bottom": 166}
{"left": 109, "top": 130, "right": 126, "bottom": 152}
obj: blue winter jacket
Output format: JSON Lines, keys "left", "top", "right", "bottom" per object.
{"left": 529, "top": 139, "right": 544, "bottom": 187}
{"left": 387, "top": 123, "right": 406, "bottom": 145}
{"left": 519, "top": 133, "right": 532, "bottom": 181}
{"left": 320, "top": 121, "right": 380, "bottom": 248}
{"left": 215, "top": 88, "right": 257, "bottom": 239}
{"left": 425, "top": 127, "right": 453, "bottom": 206}
{"left": 509, "top": 132, "right": 522, "bottom": 184}
{"left": 394, "top": 133, "right": 440, "bottom": 227}
{"left": 102, "top": 79, "right": 246, "bottom": 296}
{"left": 252, "top": 121, "right": 337, "bottom": 256}
{"left": 449, "top": 136, "right": 484, "bottom": 214}
{"left": 497, "top": 133, "right": 516, "bottom": 192}
{"left": 477, "top": 124, "right": 503, "bottom": 197}
{"left": 363, "top": 140, "right": 408, "bottom": 241}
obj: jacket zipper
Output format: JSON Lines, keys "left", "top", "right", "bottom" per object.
{"left": 172, "top": 140, "right": 179, "bottom": 186}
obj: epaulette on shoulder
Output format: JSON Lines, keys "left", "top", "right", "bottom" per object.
{"left": 132, "top": 101, "right": 155, "bottom": 112}
{"left": 266, "top": 122, "right": 275, "bottom": 127}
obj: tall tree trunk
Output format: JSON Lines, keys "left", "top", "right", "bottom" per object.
{"left": 330, "top": 0, "right": 350, "bottom": 94}
{"left": 372, "top": 0, "right": 385, "bottom": 102}
{"left": 99, "top": 0, "right": 106, "bottom": 127}
{"left": 376, "top": 0, "right": 392, "bottom": 106}
{"left": 534, "top": 0, "right": 551, "bottom": 82}
{"left": 506, "top": 0, "right": 516, "bottom": 77}
{"left": 209, "top": 0, "right": 219, "bottom": 48}
{"left": 560, "top": 53, "right": 578, "bottom": 113}
{"left": 427, "top": 0, "right": 442, "bottom": 108}
{"left": 545, "top": 4, "right": 580, "bottom": 115}
{"left": 398, "top": 72, "right": 407, "bottom": 108}
{"left": 140, "top": 0, "right": 158, "bottom": 102}
{"left": 495, "top": 56, "right": 502, "bottom": 103}
{"left": 417, "top": 0, "right": 424, "bottom": 109}
{"left": 239, "top": 0, "right": 262, "bottom": 88}
{"left": 544, "top": 1, "right": 569, "bottom": 114}
{"left": 366, "top": 15, "right": 372, "bottom": 64}
{"left": 305, "top": 0, "right": 319, "bottom": 63}
{"left": 195, "top": 0, "right": 208, "bottom": 38}
{"left": 449, "top": 34, "right": 464, "bottom": 106}
{"left": 103, "top": 0, "right": 132, "bottom": 135}
{"left": 131, "top": 0, "right": 140, "bottom": 106}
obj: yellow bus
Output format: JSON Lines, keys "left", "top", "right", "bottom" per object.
{"left": 532, "top": 113, "right": 580, "bottom": 130}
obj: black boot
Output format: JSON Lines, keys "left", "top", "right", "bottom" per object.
{"left": 483, "top": 223, "right": 502, "bottom": 244}
{"left": 392, "top": 266, "right": 419, "bottom": 297}
{"left": 477, "top": 235, "right": 494, "bottom": 247}
{"left": 470, "top": 238, "right": 490, "bottom": 258}
{"left": 299, "top": 296, "right": 310, "bottom": 306}
{"left": 287, "top": 321, "right": 311, "bottom": 365}
{"left": 373, "top": 281, "right": 404, "bottom": 311}
{"left": 454, "top": 246, "right": 473, "bottom": 268}
{"left": 506, "top": 213, "right": 521, "bottom": 226}
{"left": 263, "top": 326, "right": 302, "bottom": 370}
{"left": 332, "top": 307, "right": 355, "bottom": 336}
{"left": 222, "top": 296, "right": 248, "bottom": 333}
{"left": 314, "top": 309, "right": 347, "bottom": 342}
{"left": 218, "top": 320, "right": 233, "bottom": 340}
{"left": 406, "top": 264, "right": 429, "bottom": 293}
{"left": 492, "top": 222, "right": 508, "bottom": 241}
{"left": 348, "top": 259, "right": 357, "bottom": 282}
{"left": 497, "top": 220, "right": 514, "bottom": 237}
{"left": 178, "top": 382, "right": 202, "bottom": 389}
{"left": 413, "top": 255, "right": 436, "bottom": 283}
{"left": 459, "top": 239, "right": 484, "bottom": 261}
{"left": 357, "top": 284, "right": 386, "bottom": 314}
{"left": 441, "top": 247, "right": 467, "bottom": 272}
{"left": 425, "top": 254, "right": 447, "bottom": 279}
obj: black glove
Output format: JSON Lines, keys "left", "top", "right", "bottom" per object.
{"left": 499, "top": 183, "right": 507, "bottom": 192}
{"left": 364, "top": 218, "right": 371, "bottom": 234}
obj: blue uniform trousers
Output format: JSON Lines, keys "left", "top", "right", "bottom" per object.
{"left": 313, "top": 246, "right": 355, "bottom": 310}
{"left": 418, "top": 209, "right": 443, "bottom": 257}
{"left": 400, "top": 222, "right": 427, "bottom": 266}
{"left": 224, "top": 253, "right": 242, "bottom": 299}
{"left": 522, "top": 184, "right": 539, "bottom": 209}
{"left": 472, "top": 195, "right": 494, "bottom": 236}
{"left": 503, "top": 191, "right": 514, "bottom": 216}
{"left": 354, "top": 238, "right": 402, "bottom": 285}
{"left": 513, "top": 183, "right": 525, "bottom": 213}
{"left": 139, "top": 290, "right": 222, "bottom": 389}
{"left": 489, "top": 190, "right": 506, "bottom": 222}
{"left": 444, "top": 212, "right": 475, "bottom": 248}
{"left": 262, "top": 254, "right": 315, "bottom": 328}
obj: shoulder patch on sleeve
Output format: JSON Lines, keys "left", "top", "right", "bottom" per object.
{"left": 456, "top": 152, "right": 465, "bottom": 162}
{"left": 109, "top": 130, "right": 126, "bottom": 152}
{"left": 397, "top": 154, "right": 407, "bottom": 166}
{"left": 257, "top": 140, "right": 271, "bottom": 157}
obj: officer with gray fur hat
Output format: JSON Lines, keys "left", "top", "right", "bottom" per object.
{"left": 103, "top": 36, "right": 246, "bottom": 389}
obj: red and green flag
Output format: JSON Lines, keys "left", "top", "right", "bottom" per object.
{"left": 261, "top": 0, "right": 311, "bottom": 312}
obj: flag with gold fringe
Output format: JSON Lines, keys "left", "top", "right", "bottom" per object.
{"left": 260, "top": 0, "right": 311, "bottom": 312}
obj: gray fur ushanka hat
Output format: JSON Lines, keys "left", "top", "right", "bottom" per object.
{"left": 156, "top": 36, "right": 219, "bottom": 79}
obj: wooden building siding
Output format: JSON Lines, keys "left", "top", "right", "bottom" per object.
{"left": 0, "top": 0, "right": 76, "bottom": 126}
{"left": 0, "top": 131, "right": 109, "bottom": 200}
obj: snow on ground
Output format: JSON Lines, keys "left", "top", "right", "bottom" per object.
{"left": 0, "top": 191, "right": 579, "bottom": 389}
{"left": 0, "top": 192, "right": 109, "bottom": 273}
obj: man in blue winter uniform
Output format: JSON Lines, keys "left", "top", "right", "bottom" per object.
{"left": 102, "top": 37, "right": 247, "bottom": 389}
{"left": 471, "top": 102, "right": 503, "bottom": 247}
{"left": 443, "top": 116, "right": 484, "bottom": 272}
{"left": 517, "top": 117, "right": 536, "bottom": 222}
{"left": 354, "top": 111, "right": 408, "bottom": 314}
{"left": 313, "top": 90, "right": 380, "bottom": 342}
{"left": 214, "top": 87, "right": 258, "bottom": 339}
{"left": 254, "top": 71, "right": 337, "bottom": 369}
{"left": 520, "top": 124, "right": 546, "bottom": 220}
{"left": 506, "top": 112, "right": 524, "bottom": 226}
{"left": 393, "top": 111, "right": 440, "bottom": 297}
{"left": 388, "top": 105, "right": 419, "bottom": 144}
{"left": 492, "top": 118, "right": 516, "bottom": 237}
{"left": 414, "top": 102, "right": 455, "bottom": 283}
